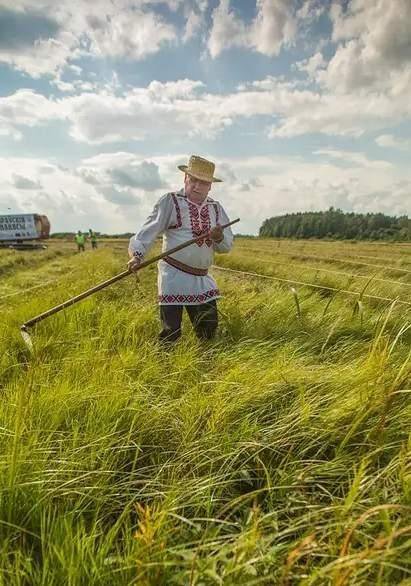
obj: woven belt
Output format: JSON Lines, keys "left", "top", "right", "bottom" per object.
{"left": 163, "top": 256, "right": 208, "bottom": 276}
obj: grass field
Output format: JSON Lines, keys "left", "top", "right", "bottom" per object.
{"left": 1, "top": 237, "right": 410, "bottom": 585}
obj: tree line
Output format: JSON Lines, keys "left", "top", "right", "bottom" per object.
{"left": 259, "top": 208, "right": 410, "bottom": 241}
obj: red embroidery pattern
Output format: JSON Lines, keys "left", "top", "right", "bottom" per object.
{"left": 201, "top": 206, "right": 213, "bottom": 247}
{"left": 159, "top": 289, "right": 220, "bottom": 304}
{"left": 188, "top": 201, "right": 212, "bottom": 247}
{"left": 168, "top": 193, "right": 182, "bottom": 229}
{"left": 213, "top": 202, "right": 219, "bottom": 224}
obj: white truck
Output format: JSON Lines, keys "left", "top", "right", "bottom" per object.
{"left": 0, "top": 214, "right": 50, "bottom": 249}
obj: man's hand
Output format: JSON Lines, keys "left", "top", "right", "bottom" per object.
{"left": 127, "top": 256, "right": 141, "bottom": 273}
{"left": 210, "top": 224, "right": 224, "bottom": 243}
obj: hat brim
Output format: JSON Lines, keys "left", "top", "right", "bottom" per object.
{"left": 178, "top": 165, "right": 223, "bottom": 183}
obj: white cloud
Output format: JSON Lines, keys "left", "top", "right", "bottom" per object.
{"left": 0, "top": 156, "right": 138, "bottom": 232}
{"left": 265, "top": 84, "right": 411, "bottom": 138}
{"left": 0, "top": 90, "right": 62, "bottom": 125}
{"left": 52, "top": 79, "right": 76, "bottom": 93}
{"left": 0, "top": 32, "right": 80, "bottom": 79}
{"left": 1, "top": 152, "right": 409, "bottom": 235}
{"left": 0, "top": 126, "right": 23, "bottom": 141}
{"left": 375, "top": 134, "right": 411, "bottom": 151}
{"left": 146, "top": 79, "right": 205, "bottom": 100}
{"left": 51, "top": 70, "right": 121, "bottom": 94}
{"left": 85, "top": 7, "right": 176, "bottom": 59}
{"left": 76, "top": 152, "right": 186, "bottom": 217}
{"left": 211, "top": 154, "right": 411, "bottom": 233}
{"left": 318, "top": 0, "right": 411, "bottom": 93}
{"left": 80, "top": 151, "right": 185, "bottom": 182}
{"left": 0, "top": 0, "right": 410, "bottom": 236}
{"left": 313, "top": 149, "right": 393, "bottom": 169}
{"left": 0, "top": 0, "right": 181, "bottom": 79}
{"left": 63, "top": 80, "right": 232, "bottom": 143}
{"left": 12, "top": 173, "right": 43, "bottom": 189}
{"left": 196, "top": 0, "right": 208, "bottom": 11}
{"left": 295, "top": 51, "right": 326, "bottom": 77}
{"left": 289, "top": 1, "right": 411, "bottom": 143}
{"left": 0, "top": 160, "right": 79, "bottom": 223}
{"left": 63, "top": 77, "right": 407, "bottom": 142}
{"left": 98, "top": 186, "right": 141, "bottom": 206}
{"left": 79, "top": 152, "right": 165, "bottom": 191}
{"left": 207, "top": 0, "right": 247, "bottom": 58}
{"left": 252, "top": 0, "right": 297, "bottom": 56}
{"left": 111, "top": 161, "right": 165, "bottom": 191}
{"left": 296, "top": 0, "right": 325, "bottom": 23}
{"left": 2, "top": 71, "right": 410, "bottom": 145}
{"left": 0, "top": 89, "right": 64, "bottom": 139}
{"left": 1, "top": 0, "right": 409, "bottom": 151}
{"left": 182, "top": 7, "right": 203, "bottom": 42}
{"left": 208, "top": 0, "right": 296, "bottom": 58}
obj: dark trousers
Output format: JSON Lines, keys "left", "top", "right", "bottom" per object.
{"left": 159, "top": 301, "right": 218, "bottom": 343}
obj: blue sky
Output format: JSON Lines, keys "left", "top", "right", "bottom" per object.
{"left": 0, "top": 0, "right": 410, "bottom": 234}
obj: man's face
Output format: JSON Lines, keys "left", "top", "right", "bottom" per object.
{"left": 184, "top": 174, "right": 212, "bottom": 203}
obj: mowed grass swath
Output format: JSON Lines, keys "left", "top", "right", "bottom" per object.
{"left": 1, "top": 238, "right": 410, "bottom": 585}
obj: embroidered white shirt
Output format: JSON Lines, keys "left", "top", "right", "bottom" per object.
{"left": 128, "top": 189, "right": 234, "bottom": 305}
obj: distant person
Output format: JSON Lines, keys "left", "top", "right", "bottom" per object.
{"left": 74, "top": 230, "right": 86, "bottom": 252}
{"left": 89, "top": 229, "right": 98, "bottom": 249}
{"left": 128, "top": 155, "right": 234, "bottom": 343}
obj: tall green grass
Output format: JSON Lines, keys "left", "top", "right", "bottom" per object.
{"left": 1, "top": 240, "right": 410, "bottom": 585}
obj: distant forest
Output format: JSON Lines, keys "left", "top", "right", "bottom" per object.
{"left": 51, "top": 232, "right": 133, "bottom": 239}
{"left": 259, "top": 208, "right": 410, "bottom": 241}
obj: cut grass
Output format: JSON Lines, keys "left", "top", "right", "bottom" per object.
{"left": 1, "top": 238, "right": 410, "bottom": 585}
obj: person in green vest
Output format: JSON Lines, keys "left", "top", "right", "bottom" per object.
{"left": 89, "top": 228, "right": 98, "bottom": 249}
{"left": 74, "top": 230, "right": 86, "bottom": 252}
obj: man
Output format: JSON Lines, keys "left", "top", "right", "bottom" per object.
{"left": 89, "top": 229, "right": 98, "bottom": 249}
{"left": 74, "top": 230, "right": 85, "bottom": 252}
{"left": 128, "top": 155, "right": 234, "bottom": 343}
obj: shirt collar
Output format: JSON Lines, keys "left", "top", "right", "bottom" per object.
{"left": 181, "top": 187, "right": 210, "bottom": 205}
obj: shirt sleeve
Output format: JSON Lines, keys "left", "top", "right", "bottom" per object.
{"left": 128, "top": 193, "right": 174, "bottom": 259}
{"left": 213, "top": 203, "right": 234, "bottom": 253}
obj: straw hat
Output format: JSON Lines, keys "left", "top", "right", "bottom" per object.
{"left": 178, "top": 155, "right": 223, "bottom": 183}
